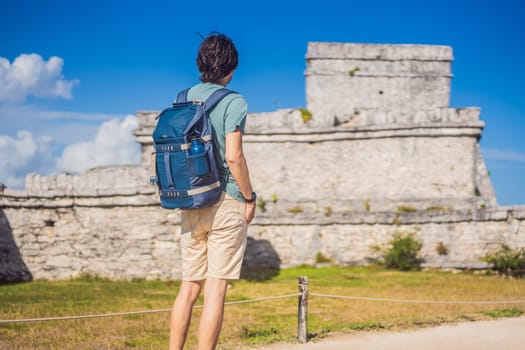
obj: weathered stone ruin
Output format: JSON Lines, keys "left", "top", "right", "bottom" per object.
{"left": 1, "top": 42, "right": 524, "bottom": 281}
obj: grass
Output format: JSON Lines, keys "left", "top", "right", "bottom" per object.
{"left": 480, "top": 308, "right": 524, "bottom": 318}
{"left": 1, "top": 266, "right": 525, "bottom": 349}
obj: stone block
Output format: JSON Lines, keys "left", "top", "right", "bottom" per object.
{"left": 305, "top": 42, "right": 453, "bottom": 127}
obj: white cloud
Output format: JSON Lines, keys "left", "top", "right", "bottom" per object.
{"left": 0, "top": 54, "right": 79, "bottom": 104}
{"left": 0, "top": 104, "right": 123, "bottom": 121}
{"left": 0, "top": 104, "right": 126, "bottom": 145}
{"left": 0, "top": 131, "right": 56, "bottom": 188}
{"left": 0, "top": 53, "right": 142, "bottom": 188}
{"left": 0, "top": 115, "right": 141, "bottom": 189}
{"left": 57, "top": 115, "right": 141, "bottom": 173}
{"left": 482, "top": 148, "right": 525, "bottom": 163}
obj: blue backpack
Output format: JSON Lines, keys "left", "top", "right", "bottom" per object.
{"left": 150, "top": 88, "right": 234, "bottom": 209}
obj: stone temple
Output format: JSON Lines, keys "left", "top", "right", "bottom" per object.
{"left": 1, "top": 42, "right": 524, "bottom": 281}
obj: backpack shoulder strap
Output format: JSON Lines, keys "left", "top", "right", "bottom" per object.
{"left": 203, "top": 88, "right": 236, "bottom": 113}
{"left": 176, "top": 89, "right": 190, "bottom": 103}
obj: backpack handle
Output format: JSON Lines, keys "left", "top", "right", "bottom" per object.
{"left": 176, "top": 89, "right": 190, "bottom": 103}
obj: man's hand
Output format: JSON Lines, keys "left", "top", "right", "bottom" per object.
{"left": 245, "top": 201, "right": 256, "bottom": 224}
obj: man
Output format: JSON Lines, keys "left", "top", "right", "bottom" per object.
{"left": 169, "top": 33, "right": 256, "bottom": 350}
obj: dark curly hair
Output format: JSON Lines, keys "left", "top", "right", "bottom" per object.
{"left": 197, "top": 33, "right": 238, "bottom": 83}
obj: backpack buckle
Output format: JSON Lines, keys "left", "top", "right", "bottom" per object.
{"left": 192, "top": 100, "right": 204, "bottom": 105}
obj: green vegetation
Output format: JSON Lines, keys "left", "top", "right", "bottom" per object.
{"left": 323, "top": 206, "right": 333, "bottom": 217}
{"left": 271, "top": 193, "right": 278, "bottom": 204}
{"left": 481, "top": 308, "right": 524, "bottom": 318}
{"left": 436, "top": 241, "right": 449, "bottom": 256}
{"left": 426, "top": 206, "right": 447, "bottom": 211}
{"left": 348, "top": 66, "right": 360, "bottom": 76}
{"left": 300, "top": 108, "right": 313, "bottom": 123}
{"left": 364, "top": 198, "right": 371, "bottom": 212}
{"left": 257, "top": 196, "right": 267, "bottom": 213}
{"left": 315, "top": 252, "right": 332, "bottom": 264}
{"left": 287, "top": 206, "right": 304, "bottom": 214}
{"left": 372, "top": 232, "right": 424, "bottom": 271}
{"left": 396, "top": 205, "right": 417, "bottom": 213}
{"left": 483, "top": 244, "right": 525, "bottom": 277}
{"left": 2, "top": 266, "right": 525, "bottom": 349}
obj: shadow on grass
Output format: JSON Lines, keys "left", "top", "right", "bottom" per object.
{"left": 241, "top": 237, "right": 281, "bottom": 281}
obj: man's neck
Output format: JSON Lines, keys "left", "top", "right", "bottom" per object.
{"left": 216, "top": 78, "right": 229, "bottom": 87}
{"left": 217, "top": 71, "right": 234, "bottom": 86}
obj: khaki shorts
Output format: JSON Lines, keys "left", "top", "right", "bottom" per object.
{"left": 180, "top": 193, "right": 247, "bottom": 281}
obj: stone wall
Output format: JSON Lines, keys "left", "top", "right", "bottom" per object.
{"left": 1, "top": 42, "right": 524, "bottom": 281}
{"left": 0, "top": 167, "right": 182, "bottom": 280}
{"left": 137, "top": 108, "right": 491, "bottom": 212}
{"left": 250, "top": 204, "right": 525, "bottom": 268}
{"left": 2, "top": 178, "right": 523, "bottom": 280}
{"left": 244, "top": 132, "right": 485, "bottom": 211}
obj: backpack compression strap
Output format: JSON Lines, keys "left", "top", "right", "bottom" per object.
{"left": 201, "top": 88, "right": 236, "bottom": 190}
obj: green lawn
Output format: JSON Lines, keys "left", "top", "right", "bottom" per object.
{"left": 1, "top": 266, "right": 524, "bottom": 349}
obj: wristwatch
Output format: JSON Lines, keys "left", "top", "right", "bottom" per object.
{"left": 244, "top": 192, "right": 257, "bottom": 203}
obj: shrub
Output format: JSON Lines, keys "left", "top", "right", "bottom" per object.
{"left": 436, "top": 241, "right": 449, "bottom": 256}
{"left": 483, "top": 244, "right": 525, "bottom": 277}
{"left": 299, "top": 108, "right": 313, "bottom": 123}
{"left": 315, "top": 252, "right": 332, "bottom": 264}
{"left": 372, "top": 232, "right": 424, "bottom": 271}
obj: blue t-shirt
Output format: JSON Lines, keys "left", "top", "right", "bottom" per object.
{"left": 186, "top": 83, "right": 248, "bottom": 202}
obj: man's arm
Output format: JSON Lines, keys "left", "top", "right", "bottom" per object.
{"left": 225, "top": 128, "right": 255, "bottom": 223}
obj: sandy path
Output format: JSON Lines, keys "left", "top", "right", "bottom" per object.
{"left": 252, "top": 317, "right": 525, "bottom": 350}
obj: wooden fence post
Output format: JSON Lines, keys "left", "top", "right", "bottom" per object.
{"left": 298, "top": 276, "right": 308, "bottom": 343}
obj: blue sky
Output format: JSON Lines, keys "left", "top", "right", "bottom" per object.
{"left": 0, "top": 0, "right": 524, "bottom": 205}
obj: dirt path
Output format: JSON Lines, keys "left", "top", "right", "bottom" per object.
{"left": 253, "top": 317, "right": 525, "bottom": 350}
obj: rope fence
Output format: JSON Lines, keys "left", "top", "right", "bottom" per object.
{"left": 0, "top": 293, "right": 300, "bottom": 324}
{"left": 1, "top": 276, "right": 525, "bottom": 343}
{"left": 308, "top": 293, "right": 525, "bottom": 305}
